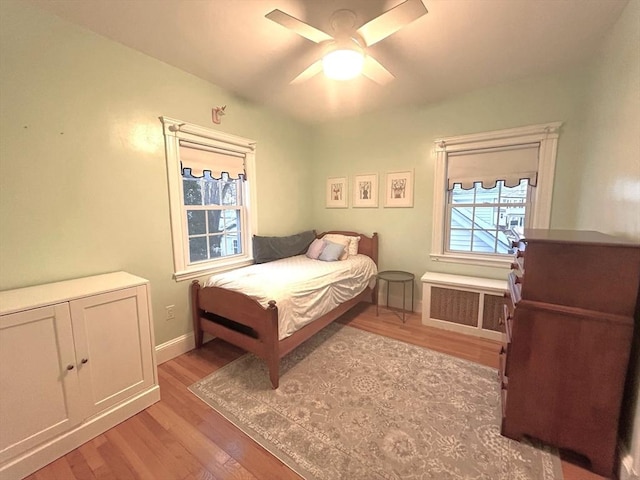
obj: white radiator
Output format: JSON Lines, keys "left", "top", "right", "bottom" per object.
{"left": 421, "top": 272, "right": 507, "bottom": 341}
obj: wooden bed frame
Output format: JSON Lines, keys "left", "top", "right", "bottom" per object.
{"left": 190, "top": 231, "right": 378, "bottom": 388}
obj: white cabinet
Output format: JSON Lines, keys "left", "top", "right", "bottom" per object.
{"left": 0, "top": 304, "right": 82, "bottom": 465}
{"left": 0, "top": 272, "right": 160, "bottom": 479}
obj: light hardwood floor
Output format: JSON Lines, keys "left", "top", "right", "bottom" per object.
{"left": 26, "top": 303, "right": 604, "bottom": 480}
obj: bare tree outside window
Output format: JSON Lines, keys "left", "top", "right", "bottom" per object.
{"left": 183, "top": 170, "right": 243, "bottom": 264}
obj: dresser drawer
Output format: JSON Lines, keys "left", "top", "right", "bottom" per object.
{"left": 507, "top": 271, "right": 522, "bottom": 305}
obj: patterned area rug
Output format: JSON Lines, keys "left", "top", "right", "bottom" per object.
{"left": 189, "top": 323, "right": 563, "bottom": 480}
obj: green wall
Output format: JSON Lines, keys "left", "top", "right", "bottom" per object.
{"left": 578, "top": 0, "right": 640, "bottom": 241}
{"left": 578, "top": 0, "right": 640, "bottom": 467}
{"left": 311, "top": 67, "right": 591, "bottom": 282}
{"left": 0, "top": 0, "right": 314, "bottom": 345}
{"left": 1, "top": 0, "right": 638, "bottom": 471}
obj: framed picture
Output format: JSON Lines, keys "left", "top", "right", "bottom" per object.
{"left": 326, "top": 176, "right": 348, "bottom": 208}
{"left": 353, "top": 173, "right": 378, "bottom": 208}
{"left": 384, "top": 170, "right": 414, "bottom": 208}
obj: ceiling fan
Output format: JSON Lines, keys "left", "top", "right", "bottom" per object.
{"left": 265, "top": 0, "right": 428, "bottom": 85}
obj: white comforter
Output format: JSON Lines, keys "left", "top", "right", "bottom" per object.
{"left": 205, "top": 254, "right": 378, "bottom": 340}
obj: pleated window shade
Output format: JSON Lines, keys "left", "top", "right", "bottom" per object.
{"left": 447, "top": 143, "right": 539, "bottom": 190}
{"left": 179, "top": 140, "right": 246, "bottom": 179}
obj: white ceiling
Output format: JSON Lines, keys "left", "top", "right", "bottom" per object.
{"left": 30, "top": 0, "right": 628, "bottom": 124}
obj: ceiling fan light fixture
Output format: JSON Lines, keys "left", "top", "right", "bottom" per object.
{"left": 322, "top": 48, "right": 364, "bottom": 81}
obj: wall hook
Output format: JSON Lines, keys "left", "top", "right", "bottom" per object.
{"left": 212, "top": 105, "right": 226, "bottom": 124}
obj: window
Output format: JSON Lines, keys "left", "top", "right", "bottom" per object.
{"left": 161, "top": 117, "right": 257, "bottom": 281}
{"left": 183, "top": 171, "right": 243, "bottom": 263}
{"left": 431, "top": 123, "right": 561, "bottom": 267}
{"left": 447, "top": 180, "right": 530, "bottom": 255}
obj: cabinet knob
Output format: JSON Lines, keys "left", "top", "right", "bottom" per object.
{"left": 66, "top": 364, "right": 74, "bottom": 371}
{"left": 81, "top": 358, "right": 88, "bottom": 364}
{"left": 516, "top": 250, "right": 525, "bottom": 258}
{"left": 498, "top": 317, "right": 505, "bottom": 326}
{"left": 510, "top": 262, "right": 518, "bottom": 270}
{"left": 511, "top": 240, "right": 520, "bottom": 248}
{"left": 515, "top": 276, "right": 522, "bottom": 285}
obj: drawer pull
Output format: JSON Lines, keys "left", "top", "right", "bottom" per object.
{"left": 81, "top": 358, "right": 89, "bottom": 364}
{"left": 66, "top": 364, "right": 74, "bottom": 371}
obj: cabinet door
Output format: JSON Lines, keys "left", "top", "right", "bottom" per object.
{"left": 69, "top": 286, "right": 154, "bottom": 417}
{"left": 0, "top": 304, "right": 83, "bottom": 464}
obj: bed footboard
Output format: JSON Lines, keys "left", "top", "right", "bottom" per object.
{"left": 190, "top": 280, "right": 280, "bottom": 386}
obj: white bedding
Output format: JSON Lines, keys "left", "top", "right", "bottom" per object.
{"left": 204, "top": 254, "right": 378, "bottom": 340}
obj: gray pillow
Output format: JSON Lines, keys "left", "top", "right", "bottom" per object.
{"left": 253, "top": 230, "right": 316, "bottom": 264}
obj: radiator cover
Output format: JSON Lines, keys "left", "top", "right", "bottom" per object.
{"left": 421, "top": 272, "right": 507, "bottom": 341}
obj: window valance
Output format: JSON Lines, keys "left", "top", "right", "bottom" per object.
{"left": 447, "top": 143, "right": 539, "bottom": 190}
{"left": 179, "top": 140, "right": 246, "bottom": 179}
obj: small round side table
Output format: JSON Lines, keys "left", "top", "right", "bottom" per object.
{"left": 376, "top": 270, "right": 415, "bottom": 323}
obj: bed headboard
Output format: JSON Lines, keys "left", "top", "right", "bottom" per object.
{"left": 318, "top": 231, "right": 378, "bottom": 266}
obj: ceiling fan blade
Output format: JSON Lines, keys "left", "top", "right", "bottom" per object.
{"left": 357, "top": 0, "right": 427, "bottom": 47}
{"left": 290, "top": 60, "right": 323, "bottom": 84}
{"left": 362, "top": 56, "right": 395, "bottom": 85}
{"left": 265, "top": 9, "right": 333, "bottom": 44}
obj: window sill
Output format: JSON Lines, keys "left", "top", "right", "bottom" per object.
{"left": 430, "top": 252, "right": 512, "bottom": 269}
{"left": 174, "top": 258, "right": 254, "bottom": 282}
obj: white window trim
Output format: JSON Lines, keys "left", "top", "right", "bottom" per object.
{"left": 160, "top": 116, "right": 258, "bottom": 281}
{"left": 431, "top": 122, "right": 561, "bottom": 268}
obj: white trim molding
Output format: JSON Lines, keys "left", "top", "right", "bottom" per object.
{"left": 159, "top": 116, "right": 258, "bottom": 281}
{"left": 155, "top": 331, "right": 216, "bottom": 364}
{"left": 155, "top": 332, "right": 195, "bottom": 364}
{"left": 0, "top": 388, "right": 160, "bottom": 479}
{"left": 431, "top": 122, "right": 562, "bottom": 267}
{"left": 620, "top": 446, "right": 640, "bottom": 480}
{"left": 624, "top": 417, "right": 640, "bottom": 480}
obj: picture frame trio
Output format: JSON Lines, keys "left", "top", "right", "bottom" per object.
{"left": 326, "top": 171, "right": 414, "bottom": 209}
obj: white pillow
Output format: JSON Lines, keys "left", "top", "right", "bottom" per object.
{"left": 323, "top": 234, "right": 360, "bottom": 257}
{"left": 347, "top": 236, "right": 361, "bottom": 255}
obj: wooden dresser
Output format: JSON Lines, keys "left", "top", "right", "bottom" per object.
{"left": 500, "top": 229, "right": 640, "bottom": 478}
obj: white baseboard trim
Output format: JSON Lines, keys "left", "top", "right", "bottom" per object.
{"left": 621, "top": 451, "right": 640, "bottom": 480}
{"left": 0, "top": 386, "right": 160, "bottom": 480}
{"left": 421, "top": 316, "right": 503, "bottom": 341}
{"left": 155, "top": 295, "right": 421, "bottom": 367}
{"left": 155, "top": 332, "right": 217, "bottom": 364}
{"left": 378, "top": 292, "right": 420, "bottom": 313}
{"left": 155, "top": 332, "right": 195, "bottom": 364}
